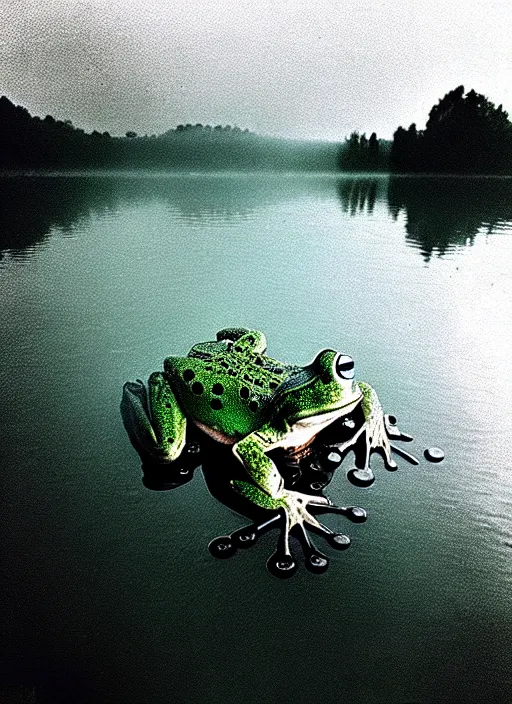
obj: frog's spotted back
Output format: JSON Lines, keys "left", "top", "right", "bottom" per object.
{"left": 187, "top": 339, "right": 232, "bottom": 359}
{"left": 219, "top": 329, "right": 268, "bottom": 355}
{"left": 164, "top": 334, "right": 295, "bottom": 438}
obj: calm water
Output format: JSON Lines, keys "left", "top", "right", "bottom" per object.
{"left": 1, "top": 173, "right": 511, "bottom": 703}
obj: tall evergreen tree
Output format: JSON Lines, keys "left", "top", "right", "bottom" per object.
{"left": 391, "top": 86, "right": 512, "bottom": 174}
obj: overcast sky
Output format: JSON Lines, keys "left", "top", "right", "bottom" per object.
{"left": 3, "top": 0, "right": 511, "bottom": 141}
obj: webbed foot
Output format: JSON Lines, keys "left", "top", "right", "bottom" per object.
{"left": 336, "top": 411, "right": 419, "bottom": 487}
{"left": 210, "top": 484, "right": 366, "bottom": 578}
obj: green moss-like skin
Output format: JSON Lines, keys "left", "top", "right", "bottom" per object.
{"left": 232, "top": 480, "right": 286, "bottom": 510}
{"left": 124, "top": 330, "right": 376, "bottom": 507}
{"left": 233, "top": 425, "right": 285, "bottom": 494}
{"left": 145, "top": 372, "right": 187, "bottom": 460}
{"left": 163, "top": 333, "right": 361, "bottom": 442}
{"left": 164, "top": 331, "right": 294, "bottom": 439}
{"left": 274, "top": 351, "right": 357, "bottom": 423}
{"left": 358, "top": 381, "right": 378, "bottom": 420}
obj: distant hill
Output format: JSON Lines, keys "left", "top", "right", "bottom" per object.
{"left": 0, "top": 97, "right": 346, "bottom": 172}
{"left": 0, "top": 96, "right": 393, "bottom": 173}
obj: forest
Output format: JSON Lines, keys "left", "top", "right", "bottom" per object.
{"left": 0, "top": 97, "right": 340, "bottom": 172}
{"left": 390, "top": 86, "right": 512, "bottom": 174}
{"left": 1, "top": 87, "right": 511, "bottom": 173}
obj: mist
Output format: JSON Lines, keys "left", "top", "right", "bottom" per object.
{"left": 3, "top": 0, "right": 511, "bottom": 140}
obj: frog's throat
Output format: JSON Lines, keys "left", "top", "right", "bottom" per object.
{"left": 279, "top": 406, "right": 349, "bottom": 451}
{"left": 192, "top": 397, "right": 360, "bottom": 451}
{"left": 192, "top": 419, "right": 238, "bottom": 445}
{"left": 286, "top": 390, "right": 362, "bottom": 424}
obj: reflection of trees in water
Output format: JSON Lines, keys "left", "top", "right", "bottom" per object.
{"left": 0, "top": 177, "right": 119, "bottom": 264}
{"left": 2, "top": 174, "right": 512, "bottom": 265}
{"left": 337, "top": 175, "right": 512, "bottom": 260}
{"left": 387, "top": 176, "right": 512, "bottom": 261}
{"left": 336, "top": 177, "right": 383, "bottom": 215}
{"left": 0, "top": 175, "right": 338, "bottom": 264}
{"left": 145, "top": 175, "right": 336, "bottom": 223}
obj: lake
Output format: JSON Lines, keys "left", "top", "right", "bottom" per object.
{"left": 1, "top": 173, "right": 511, "bottom": 703}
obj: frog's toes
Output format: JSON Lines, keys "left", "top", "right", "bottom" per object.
{"left": 208, "top": 513, "right": 282, "bottom": 559}
{"left": 208, "top": 510, "right": 300, "bottom": 579}
{"left": 311, "top": 503, "right": 367, "bottom": 524}
{"left": 388, "top": 444, "right": 419, "bottom": 466}
{"left": 294, "top": 523, "right": 330, "bottom": 574}
{"left": 347, "top": 467, "right": 375, "bottom": 487}
{"left": 297, "top": 501, "right": 365, "bottom": 544}
{"left": 266, "top": 551, "right": 298, "bottom": 579}
{"left": 210, "top": 486, "right": 367, "bottom": 577}
{"left": 232, "top": 513, "right": 282, "bottom": 549}
{"left": 327, "top": 533, "right": 352, "bottom": 549}
{"left": 266, "top": 509, "right": 299, "bottom": 578}
{"left": 274, "top": 497, "right": 366, "bottom": 577}
{"left": 267, "top": 502, "right": 358, "bottom": 577}
{"left": 208, "top": 535, "right": 238, "bottom": 559}
{"left": 384, "top": 414, "right": 414, "bottom": 442}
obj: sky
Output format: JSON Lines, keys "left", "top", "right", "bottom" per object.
{"left": 2, "top": 0, "right": 512, "bottom": 141}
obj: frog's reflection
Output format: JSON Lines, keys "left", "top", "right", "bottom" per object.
{"left": 135, "top": 417, "right": 372, "bottom": 578}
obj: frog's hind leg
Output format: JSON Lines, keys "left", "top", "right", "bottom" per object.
{"left": 216, "top": 327, "right": 251, "bottom": 342}
{"left": 217, "top": 328, "right": 267, "bottom": 354}
{"left": 121, "top": 372, "right": 187, "bottom": 463}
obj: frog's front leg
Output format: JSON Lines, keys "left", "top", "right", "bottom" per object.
{"left": 232, "top": 425, "right": 353, "bottom": 572}
{"left": 121, "top": 372, "right": 187, "bottom": 463}
{"left": 233, "top": 424, "right": 329, "bottom": 507}
{"left": 347, "top": 382, "right": 397, "bottom": 485}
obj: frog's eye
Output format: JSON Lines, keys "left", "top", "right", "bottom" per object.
{"left": 335, "top": 354, "right": 355, "bottom": 380}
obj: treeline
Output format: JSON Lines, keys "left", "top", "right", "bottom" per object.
{"left": 0, "top": 97, "right": 339, "bottom": 172}
{"left": 162, "top": 124, "right": 252, "bottom": 136}
{"left": 3, "top": 87, "right": 512, "bottom": 173}
{"left": 338, "top": 132, "right": 390, "bottom": 171}
{"left": 390, "top": 86, "right": 512, "bottom": 174}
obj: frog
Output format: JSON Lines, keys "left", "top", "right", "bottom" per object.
{"left": 121, "top": 327, "right": 409, "bottom": 572}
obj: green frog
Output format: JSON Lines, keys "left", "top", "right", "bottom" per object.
{"left": 121, "top": 328, "right": 404, "bottom": 568}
